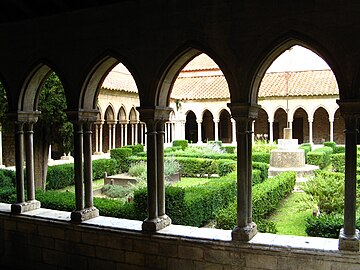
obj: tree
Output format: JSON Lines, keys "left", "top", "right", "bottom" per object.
{"left": 34, "top": 73, "right": 73, "bottom": 190}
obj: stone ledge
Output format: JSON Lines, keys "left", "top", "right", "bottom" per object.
{"left": 71, "top": 207, "right": 99, "bottom": 222}
{"left": 11, "top": 200, "right": 41, "bottom": 214}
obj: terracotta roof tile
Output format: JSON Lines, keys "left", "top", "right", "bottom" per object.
{"left": 102, "top": 63, "right": 138, "bottom": 93}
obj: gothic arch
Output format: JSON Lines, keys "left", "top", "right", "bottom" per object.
{"left": 250, "top": 34, "right": 345, "bottom": 103}
{"left": 79, "top": 52, "right": 142, "bottom": 111}
{"left": 118, "top": 106, "right": 127, "bottom": 122}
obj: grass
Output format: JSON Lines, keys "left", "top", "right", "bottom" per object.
{"left": 269, "top": 192, "right": 315, "bottom": 236}
{"left": 58, "top": 179, "right": 104, "bottom": 193}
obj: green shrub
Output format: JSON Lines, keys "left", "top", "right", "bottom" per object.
{"left": 330, "top": 153, "right": 345, "bottom": 173}
{"left": 221, "top": 146, "right": 236, "bottom": 154}
{"left": 334, "top": 145, "right": 345, "bottom": 154}
{"left": 306, "top": 146, "right": 333, "bottom": 169}
{"left": 175, "top": 157, "right": 215, "bottom": 177}
{"left": 207, "top": 140, "right": 222, "bottom": 147}
{"left": 122, "top": 144, "right": 144, "bottom": 155}
{"left": 252, "top": 162, "right": 269, "bottom": 183}
{"left": 323, "top": 141, "right": 336, "bottom": 151}
{"left": 299, "top": 144, "right": 312, "bottom": 162}
{"left": 128, "top": 161, "right": 147, "bottom": 180}
{"left": 164, "top": 146, "right": 182, "bottom": 153}
{"left": 306, "top": 214, "right": 349, "bottom": 238}
{"left": 92, "top": 158, "right": 119, "bottom": 179}
{"left": 216, "top": 160, "right": 236, "bottom": 176}
{"left": 252, "top": 169, "right": 262, "bottom": 186}
{"left": 215, "top": 172, "right": 296, "bottom": 231}
{"left": 101, "top": 184, "right": 134, "bottom": 198}
{"left": 46, "top": 163, "right": 74, "bottom": 190}
{"left": 252, "top": 152, "right": 270, "bottom": 164}
{"left": 0, "top": 169, "right": 16, "bottom": 187}
{"left": 110, "top": 148, "right": 133, "bottom": 172}
{"left": 172, "top": 140, "right": 188, "bottom": 150}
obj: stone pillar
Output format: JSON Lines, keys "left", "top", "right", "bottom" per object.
{"left": 108, "top": 123, "right": 112, "bottom": 151}
{"left": 337, "top": 101, "right": 360, "bottom": 251}
{"left": 134, "top": 122, "right": 138, "bottom": 144}
{"left": 228, "top": 103, "right": 259, "bottom": 241}
{"left": 252, "top": 120, "right": 255, "bottom": 143}
{"left": 214, "top": 119, "right": 219, "bottom": 141}
{"left": 231, "top": 118, "right": 236, "bottom": 145}
{"left": 0, "top": 125, "right": 3, "bottom": 167}
{"left": 10, "top": 112, "right": 41, "bottom": 214}
{"left": 197, "top": 120, "right": 202, "bottom": 144}
{"left": 269, "top": 120, "right": 274, "bottom": 144}
{"left": 68, "top": 111, "right": 99, "bottom": 222}
{"left": 99, "top": 122, "right": 103, "bottom": 153}
{"left": 124, "top": 123, "right": 128, "bottom": 146}
{"left": 329, "top": 117, "right": 334, "bottom": 142}
{"left": 308, "top": 118, "right": 313, "bottom": 144}
{"left": 95, "top": 124, "right": 99, "bottom": 153}
{"left": 112, "top": 123, "right": 116, "bottom": 149}
{"left": 138, "top": 106, "right": 172, "bottom": 232}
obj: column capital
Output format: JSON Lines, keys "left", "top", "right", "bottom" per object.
{"left": 137, "top": 106, "right": 172, "bottom": 123}
{"left": 7, "top": 110, "right": 41, "bottom": 123}
{"left": 227, "top": 103, "right": 259, "bottom": 121}
{"left": 337, "top": 100, "right": 360, "bottom": 118}
{"left": 67, "top": 109, "right": 99, "bottom": 123}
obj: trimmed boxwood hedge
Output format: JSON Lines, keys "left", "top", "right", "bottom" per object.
{"left": 172, "top": 140, "right": 188, "bottom": 150}
{"left": 110, "top": 147, "right": 133, "bottom": 172}
{"left": 252, "top": 152, "right": 270, "bottom": 164}
{"left": 122, "top": 144, "right": 144, "bottom": 155}
{"left": 306, "top": 146, "right": 333, "bottom": 169}
{"left": 215, "top": 171, "right": 296, "bottom": 231}
{"left": 133, "top": 173, "right": 237, "bottom": 226}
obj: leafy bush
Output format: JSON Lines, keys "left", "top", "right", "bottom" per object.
{"left": 330, "top": 153, "right": 345, "bottom": 173}
{"left": 252, "top": 162, "right": 269, "bottom": 183}
{"left": 221, "top": 146, "right": 236, "bottom": 154}
{"left": 216, "top": 160, "right": 236, "bottom": 176}
{"left": 252, "top": 152, "right": 270, "bottom": 164}
{"left": 46, "top": 163, "right": 74, "bottom": 190}
{"left": 334, "top": 145, "right": 345, "bottom": 154}
{"left": 92, "top": 158, "right": 119, "bottom": 179}
{"left": 299, "top": 143, "right": 312, "bottom": 162}
{"left": 164, "top": 146, "right": 182, "bottom": 153}
{"left": 306, "top": 146, "right": 333, "bottom": 169}
{"left": 301, "top": 171, "right": 357, "bottom": 214}
{"left": 172, "top": 140, "right": 188, "bottom": 150}
{"left": 175, "top": 157, "right": 215, "bottom": 177}
{"left": 101, "top": 184, "right": 134, "bottom": 198}
{"left": 252, "top": 169, "right": 262, "bottom": 186}
{"left": 323, "top": 141, "right": 336, "bottom": 151}
{"left": 122, "top": 144, "right": 144, "bottom": 155}
{"left": 110, "top": 147, "right": 132, "bottom": 172}
{"left": 215, "top": 172, "right": 296, "bottom": 232}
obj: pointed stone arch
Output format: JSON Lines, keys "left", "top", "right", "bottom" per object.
{"left": 219, "top": 109, "right": 232, "bottom": 143}
{"left": 185, "top": 110, "right": 197, "bottom": 143}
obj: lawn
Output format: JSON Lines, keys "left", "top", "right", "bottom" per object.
{"left": 269, "top": 192, "right": 315, "bottom": 236}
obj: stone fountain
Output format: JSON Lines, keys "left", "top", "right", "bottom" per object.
{"left": 268, "top": 128, "right": 318, "bottom": 182}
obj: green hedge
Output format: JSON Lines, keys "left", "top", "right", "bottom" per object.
{"left": 305, "top": 214, "right": 360, "bottom": 238}
{"left": 172, "top": 140, "right": 188, "bottom": 150}
{"left": 252, "top": 162, "right": 269, "bottom": 183}
{"left": 215, "top": 172, "right": 296, "bottom": 231}
{"left": 216, "top": 159, "right": 236, "bottom": 176}
{"left": 221, "top": 146, "right": 236, "bottom": 154}
{"left": 299, "top": 143, "right": 312, "bottom": 162}
{"left": 133, "top": 173, "right": 236, "bottom": 226}
{"left": 175, "top": 157, "right": 216, "bottom": 177}
{"left": 252, "top": 152, "right": 270, "bottom": 164}
{"left": 334, "top": 145, "right": 345, "bottom": 154}
{"left": 330, "top": 153, "right": 345, "bottom": 173}
{"left": 122, "top": 144, "right": 144, "bottom": 155}
{"left": 323, "top": 141, "right": 336, "bottom": 151}
{"left": 110, "top": 148, "right": 133, "bottom": 172}
{"left": 46, "top": 159, "right": 119, "bottom": 190}
{"left": 306, "top": 146, "right": 333, "bottom": 169}
{"left": 164, "top": 151, "right": 237, "bottom": 161}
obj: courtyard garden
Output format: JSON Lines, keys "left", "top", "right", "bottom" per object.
{"left": 0, "top": 139, "right": 356, "bottom": 238}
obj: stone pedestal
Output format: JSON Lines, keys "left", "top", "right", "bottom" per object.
{"left": 71, "top": 207, "right": 99, "bottom": 222}
{"left": 142, "top": 215, "right": 172, "bottom": 232}
{"left": 339, "top": 228, "right": 360, "bottom": 251}
{"left": 232, "top": 222, "right": 258, "bottom": 241}
{"left": 11, "top": 200, "right": 41, "bottom": 214}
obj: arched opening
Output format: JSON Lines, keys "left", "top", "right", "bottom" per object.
{"left": 103, "top": 105, "right": 115, "bottom": 152}
{"left": 201, "top": 110, "right": 214, "bottom": 142}
{"left": 293, "top": 107, "right": 308, "bottom": 144}
{"left": 219, "top": 109, "right": 232, "bottom": 143}
{"left": 128, "top": 107, "right": 138, "bottom": 145}
{"left": 313, "top": 107, "right": 330, "bottom": 144}
{"left": 333, "top": 108, "right": 345, "bottom": 144}
{"left": 116, "top": 106, "right": 127, "bottom": 147}
{"left": 254, "top": 108, "right": 269, "bottom": 142}
{"left": 0, "top": 81, "right": 10, "bottom": 167}
{"left": 185, "top": 110, "right": 197, "bottom": 143}
{"left": 273, "top": 108, "right": 287, "bottom": 142}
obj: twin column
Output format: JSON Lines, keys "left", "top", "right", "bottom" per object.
{"left": 137, "top": 106, "right": 172, "bottom": 231}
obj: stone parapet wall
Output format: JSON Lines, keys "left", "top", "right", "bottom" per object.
{"left": 0, "top": 208, "right": 359, "bottom": 270}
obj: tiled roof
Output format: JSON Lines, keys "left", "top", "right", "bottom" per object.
{"left": 102, "top": 55, "right": 339, "bottom": 100}
{"left": 102, "top": 63, "right": 138, "bottom": 93}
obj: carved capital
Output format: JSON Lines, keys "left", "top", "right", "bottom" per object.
{"left": 227, "top": 103, "right": 259, "bottom": 121}
{"left": 7, "top": 111, "right": 41, "bottom": 124}
{"left": 137, "top": 106, "right": 172, "bottom": 124}
{"left": 67, "top": 109, "right": 99, "bottom": 123}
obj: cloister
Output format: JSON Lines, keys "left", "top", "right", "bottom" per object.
{"left": 0, "top": 1, "right": 360, "bottom": 269}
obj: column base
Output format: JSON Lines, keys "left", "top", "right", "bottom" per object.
{"left": 11, "top": 200, "right": 41, "bottom": 214}
{"left": 94, "top": 152, "right": 104, "bottom": 155}
{"left": 339, "top": 228, "right": 360, "bottom": 251}
{"left": 71, "top": 207, "right": 99, "bottom": 222}
{"left": 142, "top": 215, "right": 172, "bottom": 232}
{"left": 232, "top": 222, "right": 258, "bottom": 241}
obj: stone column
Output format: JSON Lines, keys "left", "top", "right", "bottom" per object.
{"left": 134, "top": 122, "right": 138, "bottom": 144}
{"left": 112, "top": 123, "right": 116, "bottom": 149}
{"left": 214, "top": 119, "right": 219, "bottom": 141}
{"left": 269, "top": 120, "right": 274, "bottom": 144}
{"left": 108, "top": 123, "right": 112, "bottom": 151}
{"left": 10, "top": 112, "right": 41, "bottom": 214}
{"left": 308, "top": 118, "right": 313, "bottom": 144}
{"left": 95, "top": 124, "right": 99, "bottom": 153}
{"left": 138, "top": 106, "right": 172, "bottom": 232}
{"left": 329, "top": 117, "right": 334, "bottom": 142}
{"left": 231, "top": 118, "right": 236, "bottom": 145}
{"left": 0, "top": 125, "right": 3, "bottom": 167}
{"left": 124, "top": 123, "right": 128, "bottom": 146}
{"left": 197, "top": 120, "right": 202, "bottom": 144}
{"left": 228, "top": 103, "right": 259, "bottom": 241}
{"left": 252, "top": 120, "right": 255, "bottom": 143}
{"left": 99, "top": 122, "right": 103, "bottom": 153}
{"left": 68, "top": 111, "right": 99, "bottom": 222}
{"left": 338, "top": 101, "right": 360, "bottom": 251}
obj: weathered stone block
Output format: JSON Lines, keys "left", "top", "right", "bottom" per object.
{"left": 88, "top": 257, "right": 116, "bottom": 270}
{"left": 178, "top": 245, "right": 203, "bottom": 260}
{"left": 133, "top": 239, "right": 159, "bottom": 255}
{"left": 38, "top": 225, "right": 65, "bottom": 239}
{"left": 167, "top": 258, "right": 195, "bottom": 270}
{"left": 204, "top": 249, "right": 244, "bottom": 266}
{"left": 145, "top": 254, "right": 167, "bottom": 269}
{"left": 125, "top": 251, "right": 145, "bottom": 266}
{"left": 96, "top": 246, "right": 125, "bottom": 262}
{"left": 245, "top": 253, "right": 277, "bottom": 269}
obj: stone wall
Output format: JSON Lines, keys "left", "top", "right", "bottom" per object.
{"left": 0, "top": 207, "right": 359, "bottom": 270}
